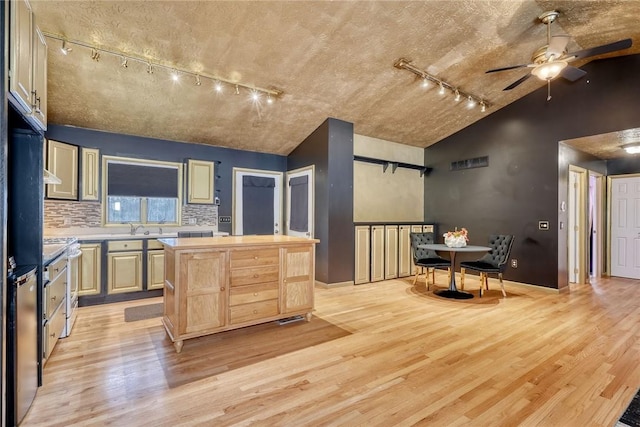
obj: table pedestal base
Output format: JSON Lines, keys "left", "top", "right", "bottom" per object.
{"left": 434, "top": 289, "right": 474, "bottom": 300}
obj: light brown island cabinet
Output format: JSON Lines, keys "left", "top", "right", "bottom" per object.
{"left": 159, "top": 235, "right": 318, "bottom": 353}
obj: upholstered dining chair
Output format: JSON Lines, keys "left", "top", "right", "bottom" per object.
{"left": 460, "top": 234, "right": 514, "bottom": 297}
{"left": 409, "top": 232, "right": 452, "bottom": 290}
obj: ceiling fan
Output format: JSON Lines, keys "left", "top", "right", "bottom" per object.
{"left": 486, "top": 10, "right": 632, "bottom": 100}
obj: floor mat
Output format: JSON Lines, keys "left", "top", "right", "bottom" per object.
{"left": 619, "top": 389, "right": 640, "bottom": 427}
{"left": 124, "top": 303, "right": 164, "bottom": 322}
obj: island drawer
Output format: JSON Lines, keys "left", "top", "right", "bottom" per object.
{"left": 230, "top": 248, "right": 279, "bottom": 269}
{"left": 230, "top": 265, "right": 279, "bottom": 286}
{"left": 147, "top": 239, "right": 164, "bottom": 250}
{"left": 229, "top": 282, "right": 279, "bottom": 306}
{"left": 229, "top": 299, "right": 279, "bottom": 324}
{"left": 108, "top": 240, "right": 143, "bottom": 252}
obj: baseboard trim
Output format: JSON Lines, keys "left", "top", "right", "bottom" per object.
{"left": 315, "top": 280, "right": 354, "bottom": 289}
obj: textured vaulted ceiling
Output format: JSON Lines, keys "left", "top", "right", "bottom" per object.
{"left": 30, "top": 1, "right": 640, "bottom": 156}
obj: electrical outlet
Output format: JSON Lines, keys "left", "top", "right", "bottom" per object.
{"left": 63, "top": 218, "right": 72, "bottom": 225}
{"left": 511, "top": 259, "right": 518, "bottom": 268}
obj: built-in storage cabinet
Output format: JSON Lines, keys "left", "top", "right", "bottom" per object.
{"left": 81, "top": 148, "right": 100, "bottom": 201}
{"left": 147, "top": 239, "right": 165, "bottom": 290}
{"left": 398, "top": 225, "right": 412, "bottom": 277}
{"left": 107, "top": 240, "right": 143, "bottom": 294}
{"left": 78, "top": 243, "right": 101, "bottom": 296}
{"left": 47, "top": 140, "right": 78, "bottom": 200}
{"left": 161, "top": 236, "right": 317, "bottom": 353}
{"left": 384, "top": 226, "right": 399, "bottom": 279}
{"left": 43, "top": 252, "right": 67, "bottom": 363}
{"left": 9, "top": 0, "right": 48, "bottom": 130}
{"left": 354, "top": 223, "right": 436, "bottom": 285}
{"left": 354, "top": 226, "right": 370, "bottom": 284}
{"left": 187, "top": 159, "right": 215, "bottom": 204}
{"left": 370, "top": 225, "right": 385, "bottom": 282}
{"left": 9, "top": 0, "right": 34, "bottom": 115}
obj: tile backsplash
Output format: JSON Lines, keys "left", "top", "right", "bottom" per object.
{"left": 45, "top": 200, "right": 218, "bottom": 229}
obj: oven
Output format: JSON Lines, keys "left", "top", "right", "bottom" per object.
{"left": 61, "top": 242, "right": 81, "bottom": 338}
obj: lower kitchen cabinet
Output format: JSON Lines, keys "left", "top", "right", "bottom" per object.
{"left": 370, "top": 225, "right": 385, "bottom": 282}
{"left": 354, "top": 226, "right": 370, "bottom": 284}
{"left": 384, "top": 225, "right": 398, "bottom": 279}
{"left": 281, "top": 245, "right": 315, "bottom": 314}
{"left": 108, "top": 251, "right": 143, "bottom": 294}
{"left": 79, "top": 243, "right": 101, "bottom": 296}
{"left": 43, "top": 252, "right": 67, "bottom": 363}
{"left": 147, "top": 250, "right": 165, "bottom": 290}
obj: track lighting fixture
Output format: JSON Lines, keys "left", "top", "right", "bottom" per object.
{"left": 60, "top": 40, "right": 72, "bottom": 55}
{"left": 42, "top": 32, "right": 283, "bottom": 104}
{"left": 394, "top": 58, "right": 489, "bottom": 112}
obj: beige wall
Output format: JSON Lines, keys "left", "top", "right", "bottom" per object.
{"left": 353, "top": 134, "right": 424, "bottom": 222}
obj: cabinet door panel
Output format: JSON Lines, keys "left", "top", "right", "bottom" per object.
{"left": 354, "top": 226, "right": 370, "bottom": 284}
{"left": 180, "top": 251, "right": 227, "bottom": 333}
{"left": 47, "top": 140, "right": 78, "bottom": 200}
{"left": 370, "top": 226, "right": 385, "bottom": 282}
{"left": 187, "top": 159, "right": 214, "bottom": 204}
{"left": 398, "top": 225, "right": 412, "bottom": 277}
{"left": 147, "top": 250, "right": 165, "bottom": 290}
{"left": 9, "top": 0, "right": 33, "bottom": 113}
{"left": 81, "top": 148, "right": 100, "bottom": 200}
{"left": 282, "top": 246, "right": 313, "bottom": 313}
{"left": 79, "top": 244, "right": 101, "bottom": 295}
{"left": 107, "top": 252, "right": 142, "bottom": 294}
{"left": 384, "top": 225, "right": 398, "bottom": 279}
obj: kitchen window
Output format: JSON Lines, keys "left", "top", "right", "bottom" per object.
{"left": 103, "top": 156, "right": 183, "bottom": 225}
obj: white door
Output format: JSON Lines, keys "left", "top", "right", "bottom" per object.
{"left": 285, "top": 166, "right": 314, "bottom": 238}
{"left": 232, "top": 168, "right": 283, "bottom": 236}
{"left": 610, "top": 175, "right": 640, "bottom": 279}
{"left": 568, "top": 170, "right": 580, "bottom": 283}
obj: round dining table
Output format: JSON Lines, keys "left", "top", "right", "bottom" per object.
{"left": 417, "top": 243, "right": 491, "bottom": 299}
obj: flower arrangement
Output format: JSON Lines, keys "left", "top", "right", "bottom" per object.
{"left": 443, "top": 227, "right": 469, "bottom": 248}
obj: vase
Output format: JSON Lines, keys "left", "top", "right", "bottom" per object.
{"left": 445, "top": 235, "right": 467, "bottom": 248}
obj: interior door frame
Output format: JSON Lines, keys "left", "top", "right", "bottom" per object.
{"left": 606, "top": 172, "right": 640, "bottom": 277}
{"left": 589, "top": 171, "right": 605, "bottom": 278}
{"left": 568, "top": 165, "right": 588, "bottom": 284}
{"left": 232, "top": 167, "right": 283, "bottom": 236}
{"left": 285, "top": 165, "right": 314, "bottom": 238}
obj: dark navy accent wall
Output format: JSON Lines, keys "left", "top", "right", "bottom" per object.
{"left": 607, "top": 158, "right": 640, "bottom": 175}
{"left": 424, "top": 54, "right": 640, "bottom": 289}
{"left": 1, "top": 2, "right": 8, "bottom": 419}
{"left": 45, "top": 125, "right": 287, "bottom": 234}
{"left": 287, "top": 118, "right": 354, "bottom": 285}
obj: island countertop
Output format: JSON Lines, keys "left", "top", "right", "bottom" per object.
{"left": 158, "top": 235, "right": 319, "bottom": 249}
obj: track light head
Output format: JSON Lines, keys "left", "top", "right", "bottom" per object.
{"left": 60, "top": 40, "right": 72, "bottom": 55}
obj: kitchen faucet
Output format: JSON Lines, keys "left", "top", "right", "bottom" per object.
{"left": 129, "top": 223, "right": 144, "bottom": 235}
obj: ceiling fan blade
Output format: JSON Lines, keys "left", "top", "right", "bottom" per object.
{"left": 486, "top": 64, "right": 529, "bottom": 74}
{"left": 567, "top": 38, "right": 632, "bottom": 60}
{"left": 547, "top": 35, "right": 571, "bottom": 58}
{"left": 503, "top": 73, "right": 532, "bottom": 91}
{"left": 561, "top": 66, "right": 587, "bottom": 82}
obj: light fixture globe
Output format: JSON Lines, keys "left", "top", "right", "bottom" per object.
{"left": 531, "top": 60, "right": 568, "bottom": 81}
{"left": 622, "top": 143, "right": 640, "bottom": 154}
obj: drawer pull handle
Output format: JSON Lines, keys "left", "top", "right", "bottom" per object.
{"left": 51, "top": 296, "right": 56, "bottom": 301}
{"left": 253, "top": 310, "right": 258, "bottom": 314}
{"left": 253, "top": 292, "right": 258, "bottom": 296}
{"left": 254, "top": 256, "right": 258, "bottom": 260}
{"left": 220, "top": 287, "right": 225, "bottom": 291}
{"left": 50, "top": 332, "right": 56, "bottom": 338}
{"left": 124, "top": 244, "right": 128, "bottom": 247}
{"left": 253, "top": 274, "right": 259, "bottom": 278}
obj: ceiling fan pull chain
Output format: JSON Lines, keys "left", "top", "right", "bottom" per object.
{"left": 547, "top": 80, "right": 552, "bottom": 101}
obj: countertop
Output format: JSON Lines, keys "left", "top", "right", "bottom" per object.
{"left": 159, "top": 235, "right": 319, "bottom": 249}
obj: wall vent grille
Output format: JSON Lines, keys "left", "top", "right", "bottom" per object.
{"left": 450, "top": 156, "right": 489, "bottom": 171}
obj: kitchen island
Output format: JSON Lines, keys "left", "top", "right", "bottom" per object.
{"left": 158, "top": 235, "right": 319, "bottom": 353}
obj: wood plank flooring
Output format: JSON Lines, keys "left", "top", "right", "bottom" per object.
{"left": 22, "top": 274, "right": 640, "bottom": 426}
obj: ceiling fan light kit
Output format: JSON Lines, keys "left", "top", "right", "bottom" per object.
{"left": 486, "top": 10, "right": 632, "bottom": 100}
{"left": 622, "top": 143, "right": 640, "bottom": 154}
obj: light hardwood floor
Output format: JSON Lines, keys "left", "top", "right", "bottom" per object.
{"left": 23, "top": 273, "right": 640, "bottom": 426}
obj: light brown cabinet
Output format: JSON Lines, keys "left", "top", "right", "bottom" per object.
{"left": 81, "top": 148, "right": 100, "bottom": 201}
{"left": 398, "top": 225, "right": 412, "bottom": 277}
{"left": 187, "top": 159, "right": 215, "bottom": 204}
{"left": 43, "top": 253, "right": 67, "bottom": 363}
{"left": 147, "top": 250, "right": 165, "bottom": 290}
{"left": 47, "top": 140, "right": 78, "bottom": 200}
{"left": 354, "top": 226, "right": 370, "bottom": 284}
{"left": 370, "top": 225, "right": 385, "bottom": 282}
{"left": 161, "top": 236, "right": 317, "bottom": 353}
{"left": 384, "top": 225, "right": 398, "bottom": 279}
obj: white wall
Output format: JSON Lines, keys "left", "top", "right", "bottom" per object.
{"left": 353, "top": 134, "right": 424, "bottom": 222}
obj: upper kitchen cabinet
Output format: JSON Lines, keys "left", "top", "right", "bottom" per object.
{"left": 9, "top": 0, "right": 48, "bottom": 131}
{"left": 81, "top": 148, "right": 100, "bottom": 201}
{"left": 187, "top": 159, "right": 215, "bottom": 204}
{"left": 47, "top": 140, "right": 78, "bottom": 200}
